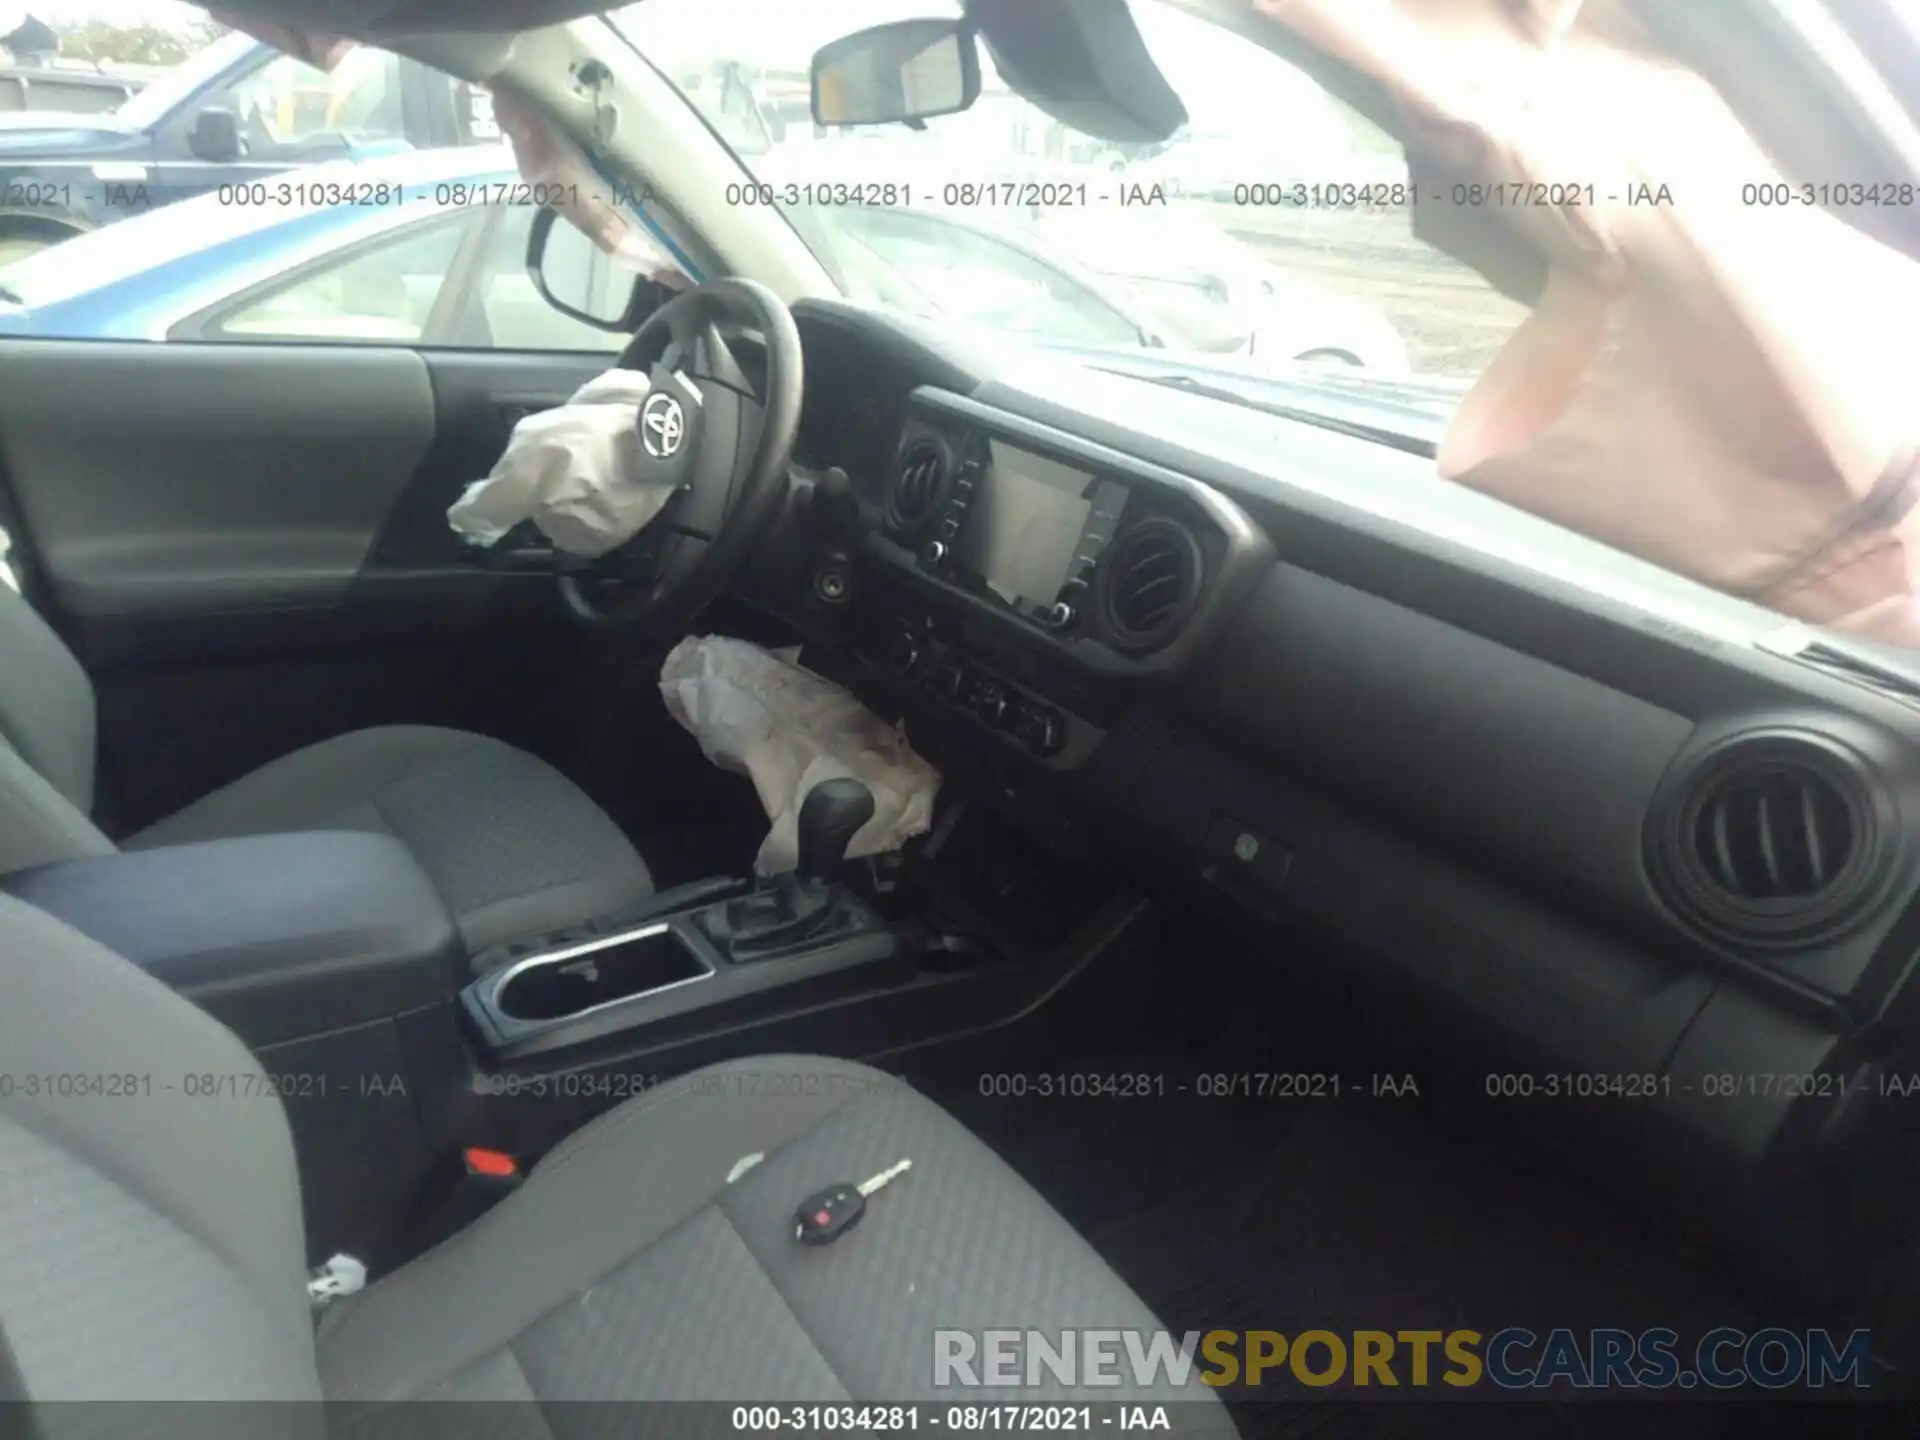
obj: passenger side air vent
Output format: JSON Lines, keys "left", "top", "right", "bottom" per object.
{"left": 885, "top": 437, "right": 951, "bottom": 537}
{"left": 1650, "top": 733, "right": 1888, "bottom": 949}
{"left": 1094, "top": 517, "right": 1204, "bottom": 653}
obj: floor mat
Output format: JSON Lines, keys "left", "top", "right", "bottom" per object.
{"left": 1088, "top": 1103, "right": 1755, "bottom": 1436}
{"left": 903, "top": 925, "right": 1775, "bottom": 1438}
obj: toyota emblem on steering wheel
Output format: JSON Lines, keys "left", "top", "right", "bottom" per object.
{"left": 641, "top": 393, "right": 685, "bottom": 459}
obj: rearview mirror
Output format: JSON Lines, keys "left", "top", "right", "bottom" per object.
{"left": 526, "top": 206, "right": 647, "bottom": 332}
{"left": 811, "top": 19, "right": 981, "bottom": 128}
{"left": 188, "top": 107, "right": 241, "bottom": 164}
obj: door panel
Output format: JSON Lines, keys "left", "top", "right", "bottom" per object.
{"left": 0, "top": 338, "right": 613, "bottom": 832}
{"left": 0, "top": 340, "right": 435, "bottom": 620}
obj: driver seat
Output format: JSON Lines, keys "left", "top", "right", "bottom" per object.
{"left": 0, "top": 585, "right": 653, "bottom": 952}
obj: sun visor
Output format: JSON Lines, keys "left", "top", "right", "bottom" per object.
{"left": 965, "top": 0, "right": 1186, "bottom": 143}
{"left": 1256, "top": 0, "right": 1920, "bottom": 647}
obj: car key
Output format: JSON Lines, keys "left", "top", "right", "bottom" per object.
{"left": 793, "top": 1159, "right": 912, "bottom": 1245}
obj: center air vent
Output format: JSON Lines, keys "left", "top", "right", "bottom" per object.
{"left": 1650, "top": 733, "right": 1887, "bottom": 949}
{"left": 886, "top": 437, "right": 951, "bottom": 537}
{"left": 1094, "top": 517, "right": 1205, "bottom": 652}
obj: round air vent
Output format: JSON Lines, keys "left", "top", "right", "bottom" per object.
{"left": 885, "top": 437, "right": 952, "bottom": 537}
{"left": 1094, "top": 517, "right": 1205, "bottom": 652}
{"left": 1650, "top": 733, "right": 1888, "bottom": 948}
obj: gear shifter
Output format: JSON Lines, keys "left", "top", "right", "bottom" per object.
{"left": 795, "top": 778, "right": 876, "bottom": 881}
{"left": 704, "top": 779, "right": 876, "bottom": 961}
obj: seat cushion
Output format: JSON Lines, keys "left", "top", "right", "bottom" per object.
{"left": 317, "top": 1055, "right": 1236, "bottom": 1430}
{"left": 126, "top": 725, "right": 652, "bottom": 953}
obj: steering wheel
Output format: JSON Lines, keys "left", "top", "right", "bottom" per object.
{"left": 558, "top": 277, "right": 804, "bottom": 629}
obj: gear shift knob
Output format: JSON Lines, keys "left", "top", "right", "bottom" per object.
{"left": 796, "top": 779, "right": 875, "bottom": 880}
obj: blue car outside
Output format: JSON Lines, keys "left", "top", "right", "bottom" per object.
{"left": 0, "top": 147, "right": 527, "bottom": 341}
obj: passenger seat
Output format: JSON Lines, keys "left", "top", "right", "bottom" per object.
{"left": 0, "top": 894, "right": 1236, "bottom": 1431}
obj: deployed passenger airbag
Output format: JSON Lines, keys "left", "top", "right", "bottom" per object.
{"left": 660, "top": 635, "right": 941, "bottom": 875}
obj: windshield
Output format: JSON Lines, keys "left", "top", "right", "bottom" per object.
{"left": 609, "top": 0, "right": 1520, "bottom": 392}
{"left": 114, "top": 28, "right": 257, "bottom": 130}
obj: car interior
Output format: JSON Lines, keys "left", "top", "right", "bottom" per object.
{"left": 4, "top": 0, "right": 1920, "bottom": 1430}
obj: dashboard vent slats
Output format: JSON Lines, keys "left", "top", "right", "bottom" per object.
{"left": 886, "top": 438, "right": 950, "bottom": 537}
{"left": 1650, "top": 733, "right": 1886, "bottom": 950}
{"left": 1095, "top": 518, "right": 1204, "bottom": 652}
{"left": 1691, "top": 763, "right": 1854, "bottom": 901}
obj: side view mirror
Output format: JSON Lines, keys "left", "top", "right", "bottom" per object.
{"left": 188, "top": 106, "right": 241, "bottom": 163}
{"left": 811, "top": 19, "right": 981, "bottom": 128}
{"left": 526, "top": 206, "right": 650, "bottom": 332}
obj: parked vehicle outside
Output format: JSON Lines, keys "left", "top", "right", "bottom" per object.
{"left": 0, "top": 146, "right": 639, "bottom": 348}
{"left": 0, "top": 28, "right": 496, "bottom": 262}
{"left": 821, "top": 201, "right": 1410, "bottom": 373}
{"left": 0, "top": 59, "right": 149, "bottom": 114}
{"left": 0, "top": 139, "right": 1407, "bottom": 375}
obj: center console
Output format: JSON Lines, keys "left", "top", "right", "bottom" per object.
{"left": 1, "top": 747, "right": 1140, "bottom": 1273}
{"left": 460, "top": 777, "right": 900, "bottom": 1061}
{"left": 0, "top": 780, "right": 914, "bottom": 1257}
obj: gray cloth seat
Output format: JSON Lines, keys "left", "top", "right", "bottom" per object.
{"left": 124, "top": 725, "right": 653, "bottom": 952}
{"left": 0, "top": 894, "right": 1237, "bottom": 1435}
{"left": 0, "top": 585, "right": 652, "bottom": 951}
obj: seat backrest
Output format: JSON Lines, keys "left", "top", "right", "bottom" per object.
{"left": 0, "top": 585, "right": 114, "bottom": 873}
{"left": 0, "top": 894, "right": 322, "bottom": 1408}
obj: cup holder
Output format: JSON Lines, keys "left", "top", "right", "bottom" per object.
{"left": 493, "top": 922, "right": 711, "bottom": 1023}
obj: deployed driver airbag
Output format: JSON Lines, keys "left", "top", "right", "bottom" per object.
{"left": 660, "top": 636, "right": 941, "bottom": 875}
{"left": 447, "top": 367, "right": 681, "bottom": 558}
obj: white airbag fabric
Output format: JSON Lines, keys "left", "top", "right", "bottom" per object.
{"left": 660, "top": 636, "right": 941, "bottom": 876}
{"left": 447, "top": 369, "right": 677, "bottom": 559}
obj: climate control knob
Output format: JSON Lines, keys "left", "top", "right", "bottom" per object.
{"left": 884, "top": 629, "right": 922, "bottom": 678}
{"left": 1015, "top": 706, "right": 1066, "bottom": 758}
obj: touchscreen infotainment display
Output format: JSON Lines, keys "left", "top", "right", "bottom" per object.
{"left": 955, "top": 440, "right": 1093, "bottom": 613}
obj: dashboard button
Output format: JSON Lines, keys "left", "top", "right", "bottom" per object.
{"left": 1016, "top": 706, "right": 1066, "bottom": 757}
{"left": 928, "top": 662, "right": 967, "bottom": 702}
{"left": 922, "top": 540, "right": 949, "bottom": 566}
{"left": 971, "top": 681, "right": 1009, "bottom": 728}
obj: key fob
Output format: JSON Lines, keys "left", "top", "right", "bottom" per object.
{"left": 794, "top": 1183, "right": 866, "bottom": 1245}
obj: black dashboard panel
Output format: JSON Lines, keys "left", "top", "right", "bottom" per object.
{"left": 1189, "top": 563, "right": 1697, "bottom": 918}
{"left": 772, "top": 297, "right": 1920, "bottom": 1256}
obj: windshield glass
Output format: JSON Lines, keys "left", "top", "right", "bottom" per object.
{"left": 114, "top": 28, "right": 258, "bottom": 130}
{"left": 609, "top": 0, "right": 1521, "bottom": 396}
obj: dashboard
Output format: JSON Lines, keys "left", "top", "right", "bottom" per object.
{"left": 783, "top": 309, "right": 1270, "bottom": 765}
{"left": 756, "top": 296, "right": 1920, "bottom": 1283}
